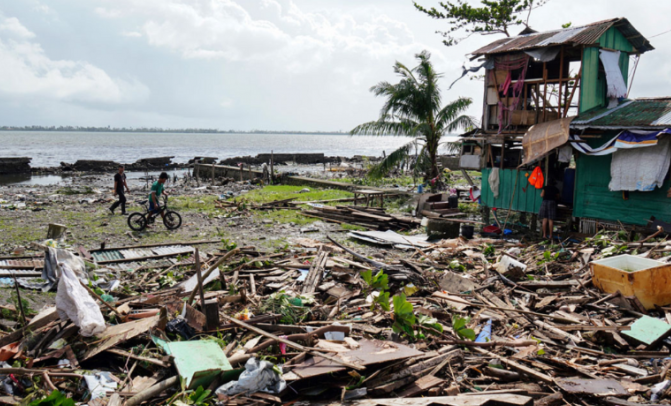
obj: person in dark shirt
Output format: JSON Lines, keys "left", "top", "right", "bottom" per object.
{"left": 109, "top": 165, "right": 130, "bottom": 215}
{"left": 539, "top": 181, "right": 560, "bottom": 240}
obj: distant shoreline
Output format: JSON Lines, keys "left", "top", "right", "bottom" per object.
{"left": 0, "top": 127, "right": 347, "bottom": 135}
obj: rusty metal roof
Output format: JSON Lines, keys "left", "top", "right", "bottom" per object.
{"left": 571, "top": 98, "right": 671, "bottom": 130}
{"left": 471, "top": 18, "right": 653, "bottom": 56}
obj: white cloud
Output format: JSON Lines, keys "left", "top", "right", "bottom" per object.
{"left": 0, "top": 13, "right": 149, "bottom": 105}
{"left": 96, "top": 0, "right": 437, "bottom": 71}
{"left": 0, "top": 16, "right": 36, "bottom": 38}
{"left": 121, "top": 31, "right": 142, "bottom": 37}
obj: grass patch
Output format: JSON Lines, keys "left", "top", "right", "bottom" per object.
{"left": 334, "top": 176, "right": 416, "bottom": 188}
{"left": 238, "top": 185, "right": 353, "bottom": 205}
{"left": 258, "top": 209, "right": 317, "bottom": 226}
{"left": 340, "top": 223, "right": 367, "bottom": 231}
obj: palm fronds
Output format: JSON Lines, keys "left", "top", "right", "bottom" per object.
{"left": 368, "top": 141, "right": 415, "bottom": 179}
{"left": 350, "top": 51, "right": 475, "bottom": 180}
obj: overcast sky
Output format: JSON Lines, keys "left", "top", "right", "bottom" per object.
{"left": 0, "top": 0, "right": 669, "bottom": 131}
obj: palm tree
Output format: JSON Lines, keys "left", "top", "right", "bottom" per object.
{"left": 351, "top": 51, "right": 476, "bottom": 182}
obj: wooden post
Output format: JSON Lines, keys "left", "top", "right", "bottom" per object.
{"left": 211, "top": 164, "right": 215, "bottom": 186}
{"left": 239, "top": 164, "right": 243, "bottom": 182}
{"left": 270, "top": 150, "right": 274, "bottom": 185}
{"left": 542, "top": 62, "right": 548, "bottom": 122}
{"left": 12, "top": 276, "right": 27, "bottom": 326}
{"left": 203, "top": 299, "right": 219, "bottom": 331}
{"left": 482, "top": 206, "right": 491, "bottom": 227}
{"left": 558, "top": 47, "right": 564, "bottom": 117}
{"left": 195, "top": 160, "right": 200, "bottom": 186}
{"left": 194, "top": 249, "right": 205, "bottom": 309}
{"left": 500, "top": 139, "right": 505, "bottom": 169}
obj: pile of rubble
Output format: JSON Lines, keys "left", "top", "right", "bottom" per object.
{"left": 2, "top": 226, "right": 671, "bottom": 405}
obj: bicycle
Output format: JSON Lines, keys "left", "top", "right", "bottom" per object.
{"left": 127, "top": 195, "right": 182, "bottom": 231}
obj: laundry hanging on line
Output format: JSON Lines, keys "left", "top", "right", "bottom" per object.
{"left": 569, "top": 128, "right": 671, "bottom": 156}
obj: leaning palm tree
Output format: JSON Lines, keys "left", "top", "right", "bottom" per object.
{"left": 351, "top": 51, "right": 476, "bottom": 181}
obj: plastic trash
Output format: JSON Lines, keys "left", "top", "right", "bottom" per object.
{"left": 506, "top": 247, "right": 521, "bottom": 256}
{"left": 83, "top": 371, "right": 117, "bottom": 400}
{"left": 496, "top": 255, "right": 527, "bottom": 277}
{"left": 166, "top": 318, "right": 195, "bottom": 340}
{"left": 55, "top": 263, "right": 106, "bottom": 337}
{"left": 215, "top": 358, "right": 286, "bottom": 396}
{"left": 475, "top": 319, "right": 492, "bottom": 343}
{"left": 651, "top": 380, "right": 670, "bottom": 402}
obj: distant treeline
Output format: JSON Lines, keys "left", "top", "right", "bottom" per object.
{"left": 0, "top": 126, "right": 346, "bottom": 135}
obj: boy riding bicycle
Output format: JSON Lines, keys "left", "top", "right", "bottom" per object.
{"left": 149, "top": 172, "right": 172, "bottom": 225}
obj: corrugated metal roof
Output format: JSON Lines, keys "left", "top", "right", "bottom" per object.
{"left": 571, "top": 98, "right": 671, "bottom": 129}
{"left": 471, "top": 18, "right": 653, "bottom": 56}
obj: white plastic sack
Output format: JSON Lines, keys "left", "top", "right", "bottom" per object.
{"left": 56, "top": 262, "right": 106, "bottom": 337}
{"left": 496, "top": 255, "right": 527, "bottom": 276}
{"left": 83, "top": 371, "right": 117, "bottom": 400}
{"left": 216, "top": 358, "right": 286, "bottom": 396}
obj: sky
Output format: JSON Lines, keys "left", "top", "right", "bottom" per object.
{"left": 0, "top": 0, "right": 670, "bottom": 131}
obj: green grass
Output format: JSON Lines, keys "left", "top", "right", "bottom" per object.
{"left": 340, "top": 223, "right": 367, "bottom": 231}
{"left": 237, "top": 185, "right": 353, "bottom": 204}
{"left": 334, "top": 176, "right": 416, "bottom": 188}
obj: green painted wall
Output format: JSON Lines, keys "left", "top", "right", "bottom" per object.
{"left": 573, "top": 152, "right": 671, "bottom": 225}
{"left": 579, "top": 27, "right": 632, "bottom": 114}
{"left": 572, "top": 27, "right": 654, "bottom": 226}
{"left": 481, "top": 168, "right": 543, "bottom": 213}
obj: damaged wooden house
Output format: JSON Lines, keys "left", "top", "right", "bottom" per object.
{"left": 458, "top": 17, "right": 671, "bottom": 234}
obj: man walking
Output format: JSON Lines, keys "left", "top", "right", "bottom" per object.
{"left": 110, "top": 165, "right": 130, "bottom": 215}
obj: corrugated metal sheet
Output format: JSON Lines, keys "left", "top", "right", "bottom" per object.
{"left": 92, "top": 251, "right": 123, "bottom": 262}
{"left": 573, "top": 152, "right": 671, "bottom": 225}
{"left": 0, "top": 259, "right": 44, "bottom": 268}
{"left": 119, "top": 248, "right": 155, "bottom": 259}
{"left": 0, "top": 270, "right": 42, "bottom": 277}
{"left": 471, "top": 18, "right": 652, "bottom": 56}
{"left": 481, "top": 168, "right": 543, "bottom": 213}
{"left": 152, "top": 246, "right": 194, "bottom": 256}
{"left": 573, "top": 98, "right": 671, "bottom": 129}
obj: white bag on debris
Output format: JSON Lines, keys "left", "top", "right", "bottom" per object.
{"left": 216, "top": 358, "right": 286, "bottom": 396}
{"left": 56, "top": 262, "right": 106, "bottom": 337}
{"left": 496, "top": 255, "right": 527, "bottom": 277}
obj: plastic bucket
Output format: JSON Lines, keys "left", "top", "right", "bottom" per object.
{"left": 448, "top": 195, "right": 459, "bottom": 208}
{"left": 461, "top": 225, "right": 474, "bottom": 239}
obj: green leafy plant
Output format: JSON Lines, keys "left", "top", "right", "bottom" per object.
{"left": 417, "top": 314, "right": 444, "bottom": 336}
{"left": 29, "top": 390, "right": 75, "bottom": 406}
{"left": 449, "top": 260, "right": 466, "bottom": 272}
{"left": 414, "top": 0, "right": 549, "bottom": 46}
{"left": 392, "top": 294, "right": 416, "bottom": 338}
{"left": 537, "top": 250, "right": 559, "bottom": 266}
{"left": 483, "top": 244, "right": 495, "bottom": 256}
{"left": 221, "top": 238, "right": 238, "bottom": 251}
{"left": 452, "top": 315, "right": 476, "bottom": 341}
{"left": 372, "top": 291, "right": 391, "bottom": 312}
{"left": 259, "top": 291, "right": 310, "bottom": 324}
{"left": 361, "top": 269, "right": 389, "bottom": 291}
{"left": 362, "top": 269, "right": 391, "bottom": 312}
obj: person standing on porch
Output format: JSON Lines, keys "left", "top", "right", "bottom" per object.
{"left": 109, "top": 165, "right": 130, "bottom": 215}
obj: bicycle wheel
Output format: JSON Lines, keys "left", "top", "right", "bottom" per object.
{"left": 127, "top": 212, "right": 148, "bottom": 231}
{"left": 163, "top": 211, "right": 182, "bottom": 230}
